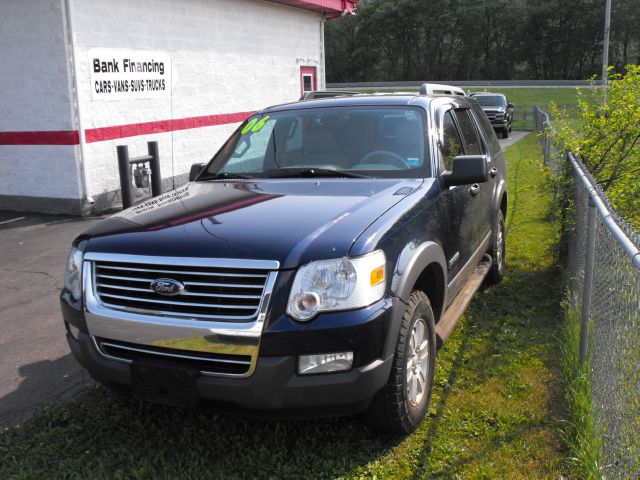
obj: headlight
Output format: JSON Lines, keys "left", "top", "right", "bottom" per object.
{"left": 64, "top": 247, "right": 83, "bottom": 301}
{"left": 287, "top": 251, "right": 386, "bottom": 321}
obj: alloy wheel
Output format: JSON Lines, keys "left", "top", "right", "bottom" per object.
{"left": 406, "top": 318, "right": 430, "bottom": 406}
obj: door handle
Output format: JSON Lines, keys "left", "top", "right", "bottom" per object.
{"left": 469, "top": 184, "right": 480, "bottom": 196}
{"left": 489, "top": 167, "right": 498, "bottom": 178}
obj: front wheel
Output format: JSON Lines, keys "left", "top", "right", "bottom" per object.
{"left": 501, "top": 128, "right": 509, "bottom": 139}
{"left": 363, "top": 291, "right": 436, "bottom": 434}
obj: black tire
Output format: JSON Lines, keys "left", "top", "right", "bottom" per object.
{"left": 501, "top": 128, "right": 509, "bottom": 139}
{"left": 486, "top": 209, "right": 506, "bottom": 284}
{"left": 363, "top": 290, "right": 436, "bottom": 434}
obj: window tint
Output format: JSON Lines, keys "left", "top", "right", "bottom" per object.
{"left": 454, "top": 110, "right": 483, "bottom": 155}
{"left": 285, "top": 117, "right": 302, "bottom": 151}
{"left": 471, "top": 103, "right": 499, "bottom": 154}
{"left": 441, "top": 111, "right": 463, "bottom": 171}
{"left": 474, "top": 95, "right": 507, "bottom": 106}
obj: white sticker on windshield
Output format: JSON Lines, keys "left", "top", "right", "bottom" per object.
{"left": 407, "top": 158, "right": 420, "bottom": 167}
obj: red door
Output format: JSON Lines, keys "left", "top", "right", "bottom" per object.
{"left": 300, "top": 66, "right": 317, "bottom": 96}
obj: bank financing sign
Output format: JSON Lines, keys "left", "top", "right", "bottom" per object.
{"left": 88, "top": 49, "right": 172, "bottom": 101}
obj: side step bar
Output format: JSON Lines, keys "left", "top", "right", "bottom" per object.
{"left": 435, "top": 254, "right": 493, "bottom": 348}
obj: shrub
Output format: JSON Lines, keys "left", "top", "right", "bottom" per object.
{"left": 546, "top": 65, "right": 640, "bottom": 230}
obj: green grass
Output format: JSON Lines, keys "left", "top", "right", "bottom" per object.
{"left": 476, "top": 87, "right": 583, "bottom": 131}
{"left": 0, "top": 134, "right": 568, "bottom": 479}
{"left": 559, "top": 304, "right": 602, "bottom": 479}
{"left": 353, "top": 86, "right": 585, "bottom": 131}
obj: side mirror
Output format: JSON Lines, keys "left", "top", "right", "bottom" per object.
{"left": 507, "top": 102, "right": 514, "bottom": 109}
{"left": 442, "top": 155, "right": 488, "bottom": 187}
{"left": 189, "top": 163, "right": 205, "bottom": 181}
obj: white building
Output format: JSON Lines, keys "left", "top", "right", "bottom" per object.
{"left": 0, "top": 0, "right": 358, "bottom": 214}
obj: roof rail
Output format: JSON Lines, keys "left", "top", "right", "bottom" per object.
{"left": 419, "top": 83, "right": 467, "bottom": 97}
{"left": 299, "top": 90, "right": 361, "bottom": 101}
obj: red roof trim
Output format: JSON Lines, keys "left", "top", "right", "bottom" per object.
{"left": 264, "top": 0, "right": 358, "bottom": 15}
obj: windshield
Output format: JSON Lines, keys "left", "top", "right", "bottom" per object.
{"left": 201, "top": 106, "right": 429, "bottom": 179}
{"left": 474, "top": 95, "right": 507, "bottom": 107}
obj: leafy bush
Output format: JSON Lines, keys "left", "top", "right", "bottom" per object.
{"left": 546, "top": 65, "right": 640, "bottom": 230}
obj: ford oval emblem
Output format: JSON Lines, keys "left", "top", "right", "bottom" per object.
{"left": 150, "top": 278, "right": 185, "bottom": 296}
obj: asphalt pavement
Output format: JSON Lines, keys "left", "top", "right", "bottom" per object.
{"left": 499, "top": 130, "right": 529, "bottom": 149}
{"left": 0, "top": 131, "right": 527, "bottom": 428}
{"left": 0, "top": 213, "right": 101, "bottom": 428}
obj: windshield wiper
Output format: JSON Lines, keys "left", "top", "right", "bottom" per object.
{"left": 199, "top": 171, "right": 254, "bottom": 180}
{"left": 265, "top": 168, "right": 371, "bottom": 179}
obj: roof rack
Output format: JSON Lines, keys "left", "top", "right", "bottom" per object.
{"left": 419, "top": 83, "right": 467, "bottom": 97}
{"left": 299, "top": 90, "right": 361, "bottom": 101}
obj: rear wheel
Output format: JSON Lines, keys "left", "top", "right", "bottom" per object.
{"left": 363, "top": 290, "right": 436, "bottom": 434}
{"left": 487, "top": 209, "right": 506, "bottom": 284}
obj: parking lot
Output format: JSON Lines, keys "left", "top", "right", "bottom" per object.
{"left": 0, "top": 214, "right": 101, "bottom": 428}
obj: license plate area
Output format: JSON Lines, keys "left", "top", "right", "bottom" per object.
{"left": 130, "top": 361, "right": 200, "bottom": 407}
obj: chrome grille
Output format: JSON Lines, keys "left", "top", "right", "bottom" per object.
{"left": 484, "top": 110, "right": 498, "bottom": 120}
{"left": 93, "top": 259, "right": 270, "bottom": 321}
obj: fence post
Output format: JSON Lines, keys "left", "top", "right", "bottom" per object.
{"left": 117, "top": 145, "right": 134, "bottom": 209}
{"left": 147, "top": 141, "right": 162, "bottom": 197}
{"left": 544, "top": 135, "right": 551, "bottom": 167}
{"left": 580, "top": 196, "right": 597, "bottom": 364}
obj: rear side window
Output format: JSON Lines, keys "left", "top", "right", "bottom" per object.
{"left": 471, "top": 103, "right": 500, "bottom": 154}
{"left": 454, "top": 109, "right": 483, "bottom": 155}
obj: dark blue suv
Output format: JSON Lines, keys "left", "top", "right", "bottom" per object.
{"left": 60, "top": 92, "right": 507, "bottom": 433}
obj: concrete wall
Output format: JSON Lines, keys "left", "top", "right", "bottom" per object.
{"left": 0, "top": 0, "right": 324, "bottom": 214}
{"left": 0, "top": 0, "right": 83, "bottom": 213}
{"left": 71, "top": 0, "right": 324, "bottom": 211}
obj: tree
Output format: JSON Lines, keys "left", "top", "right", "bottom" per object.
{"left": 324, "top": 0, "right": 640, "bottom": 82}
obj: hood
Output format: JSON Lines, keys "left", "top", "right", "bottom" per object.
{"left": 481, "top": 105, "right": 505, "bottom": 112}
{"left": 83, "top": 178, "right": 423, "bottom": 269}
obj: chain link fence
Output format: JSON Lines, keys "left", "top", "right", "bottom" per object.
{"left": 536, "top": 108, "right": 640, "bottom": 479}
{"left": 518, "top": 103, "right": 576, "bottom": 133}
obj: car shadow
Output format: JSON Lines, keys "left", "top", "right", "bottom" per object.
{"left": 0, "top": 353, "right": 92, "bottom": 429}
{"left": 0, "top": 355, "right": 405, "bottom": 478}
{"left": 411, "top": 264, "right": 565, "bottom": 476}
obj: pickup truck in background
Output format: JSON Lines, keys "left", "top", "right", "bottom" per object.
{"left": 470, "top": 92, "right": 514, "bottom": 138}
{"left": 61, "top": 88, "right": 507, "bottom": 433}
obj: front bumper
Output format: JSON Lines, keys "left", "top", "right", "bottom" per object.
{"left": 66, "top": 330, "right": 392, "bottom": 414}
{"left": 490, "top": 118, "right": 509, "bottom": 130}
{"left": 61, "top": 294, "right": 400, "bottom": 414}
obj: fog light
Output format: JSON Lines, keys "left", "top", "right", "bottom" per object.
{"left": 298, "top": 351, "right": 354, "bottom": 375}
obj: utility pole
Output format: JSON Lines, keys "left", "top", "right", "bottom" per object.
{"left": 601, "top": 0, "right": 612, "bottom": 103}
